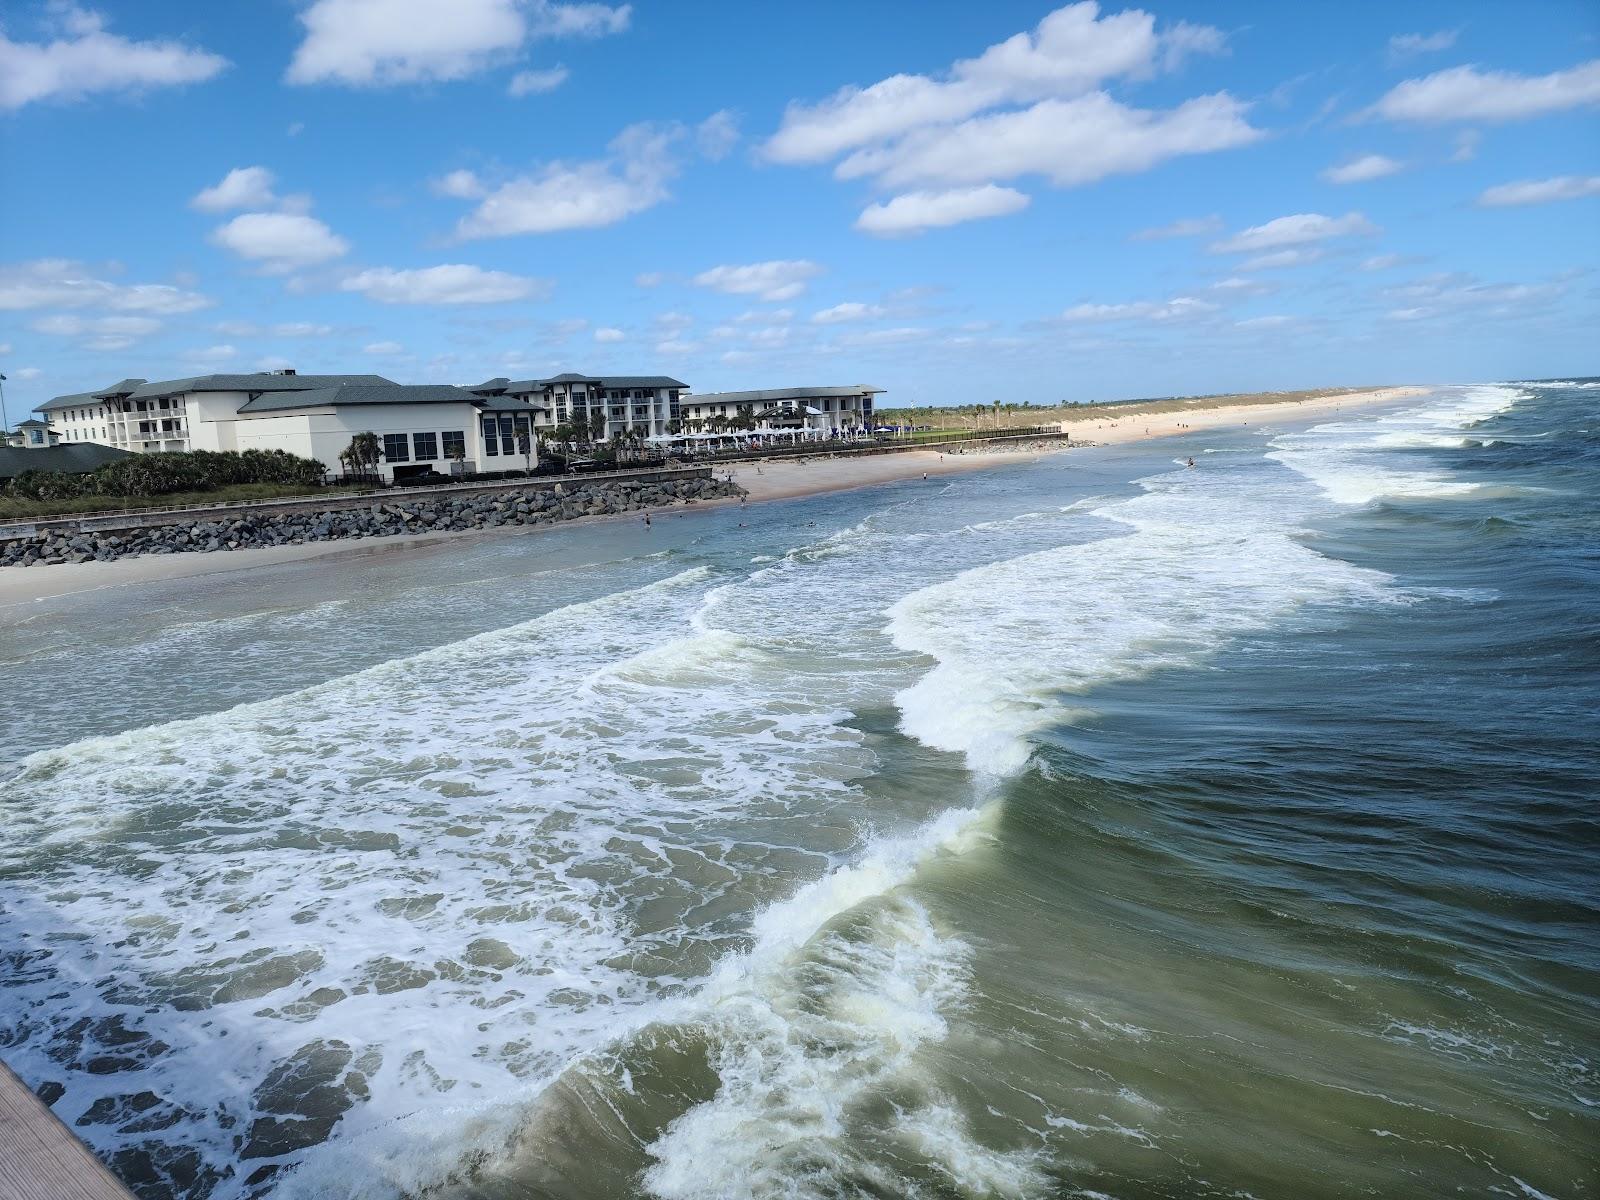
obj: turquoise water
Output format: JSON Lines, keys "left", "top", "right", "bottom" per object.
{"left": 1, "top": 383, "right": 1595, "bottom": 1198}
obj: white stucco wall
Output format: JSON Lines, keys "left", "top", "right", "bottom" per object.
{"left": 232, "top": 403, "right": 496, "bottom": 478}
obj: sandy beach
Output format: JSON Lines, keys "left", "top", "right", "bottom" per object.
{"left": 0, "top": 386, "right": 1424, "bottom": 608}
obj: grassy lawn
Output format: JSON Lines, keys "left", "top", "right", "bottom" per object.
{"left": 0, "top": 482, "right": 369, "bottom": 521}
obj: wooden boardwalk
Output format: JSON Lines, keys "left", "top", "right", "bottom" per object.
{"left": 0, "top": 1060, "right": 134, "bottom": 1200}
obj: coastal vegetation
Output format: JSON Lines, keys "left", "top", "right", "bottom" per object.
{"left": 3, "top": 448, "right": 327, "bottom": 510}
{"left": 0, "top": 482, "right": 363, "bottom": 521}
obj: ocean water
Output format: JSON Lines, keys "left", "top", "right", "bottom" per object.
{"left": 1, "top": 382, "right": 1595, "bottom": 1199}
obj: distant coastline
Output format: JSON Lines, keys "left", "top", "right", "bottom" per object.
{"left": 0, "top": 386, "right": 1423, "bottom": 610}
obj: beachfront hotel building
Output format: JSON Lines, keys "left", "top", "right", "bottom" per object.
{"left": 679, "top": 386, "right": 883, "bottom": 435}
{"left": 467, "top": 373, "right": 687, "bottom": 441}
{"left": 32, "top": 370, "right": 883, "bottom": 472}
{"left": 36, "top": 372, "right": 547, "bottom": 482}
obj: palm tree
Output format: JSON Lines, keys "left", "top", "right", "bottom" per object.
{"left": 344, "top": 431, "right": 381, "bottom": 480}
{"left": 516, "top": 427, "right": 533, "bottom": 476}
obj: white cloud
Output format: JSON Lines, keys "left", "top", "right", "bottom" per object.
{"left": 1234, "top": 314, "right": 1296, "bottom": 328}
{"left": 1477, "top": 175, "right": 1600, "bottom": 207}
{"left": 184, "top": 344, "right": 238, "bottom": 363}
{"left": 836, "top": 92, "right": 1259, "bottom": 191}
{"left": 340, "top": 264, "right": 549, "bottom": 304}
{"left": 594, "top": 326, "right": 626, "bottom": 342}
{"left": 1370, "top": 59, "right": 1600, "bottom": 123}
{"left": 0, "top": 5, "right": 227, "bottom": 111}
{"left": 1380, "top": 272, "right": 1566, "bottom": 321}
{"left": 191, "top": 166, "right": 284, "bottom": 212}
{"left": 214, "top": 320, "right": 335, "bottom": 337}
{"left": 30, "top": 314, "right": 162, "bottom": 338}
{"left": 1060, "top": 295, "right": 1218, "bottom": 322}
{"left": 508, "top": 65, "right": 568, "bottom": 96}
{"left": 635, "top": 272, "right": 664, "bottom": 288}
{"left": 837, "top": 326, "right": 931, "bottom": 347}
{"left": 452, "top": 123, "right": 679, "bottom": 238}
{"left": 654, "top": 338, "right": 698, "bottom": 356}
{"left": 1211, "top": 211, "right": 1378, "bottom": 253}
{"left": 856, "top": 184, "right": 1030, "bottom": 236}
{"left": 1321, "top": 154, "right": 1403, "bottom": 184}
{"left": 0, "top": 259, "right": 212, "bottom": 313}
{"left": 1387, "top": 30, "right": 1457, "bottom": 59}
{"left": 364, "top": 340, "right": 404, "bottom": 355}
{"left": 1130, "top": 213, "right": 1222, "bottom": 240}
{"left": 287, "top": 0, "right": 628, "bottom": 86}
{"left": 1209, "top": 276, "right": 1274, "bottom": 294}
{"left": 1238, "top": 248, "right": 1326, "bottom": 271}
{"left": 693, "top": 260, "right": 823, "bottom": 302}
{"left": 15, "top": 367, "right": 43, "bottom": 380}
{"left": 210, "top": 212, "right": 350, "bottom": 272}
{"left": 1361, "top": 254, "right": 1402, "bottom": 271}
{"left": 654, "top": 311, "right": 693, "bottom": 330}
{"left": 696, "top": 110, "right": 740, "bottom": 160}
{"left": 765, "top": 3, "right": 1225, "bottom": 164}
{"left": 1451, "top": 129, "right": 1480, "bottom": 162}
{"left": 84, "top": 336, "right": 134, "bottom": 353}
{"left": 432, "top": 169, "right": 488, "bottom": 199}
{"left": 811, "top": 302, "right": 886, "bottom": 324}
{"left": 527, "top": 1, "right": 630, "bottom": 38}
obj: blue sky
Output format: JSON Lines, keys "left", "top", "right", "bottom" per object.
{"left": 2, "top": 0, "right": 1597, "bottom": 415}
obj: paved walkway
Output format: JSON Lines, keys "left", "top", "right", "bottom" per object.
{"left": 0, "top": 1061, "right": 133, "bottom": 1200}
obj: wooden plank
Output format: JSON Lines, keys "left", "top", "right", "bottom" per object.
{"left": 0, "top": 1060, "right": 135, "bottom": 1200}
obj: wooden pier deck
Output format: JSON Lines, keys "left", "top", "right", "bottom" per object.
{"left": 0, "top": 1060, "right": 134, "bottom": 1200}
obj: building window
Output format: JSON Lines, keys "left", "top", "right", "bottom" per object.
{"left": 383, "top": 433, "right": 410, "bottom": 462}
{"left": 481, "top": 415, "right": 499, "bottom": 455}
{"left": 413, "top": 431, "right": 439, "bottom": 460}
{"left": 497, "top": 415, "right": 516, "bottom": 455}
{"left": 442, "top": 431, "right": 465, "bottom": 460}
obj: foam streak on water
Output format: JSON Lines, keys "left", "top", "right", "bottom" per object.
{"left": 4, "top": 383, "right": 1592, "bottom": 1200}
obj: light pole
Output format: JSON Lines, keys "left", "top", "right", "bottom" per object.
{"left": 0, "top": 373, "right": 9, "bottom": 440}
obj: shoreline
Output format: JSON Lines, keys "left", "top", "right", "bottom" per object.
{"left": 0, "top": 386, "right": 1425, "bottom": 608}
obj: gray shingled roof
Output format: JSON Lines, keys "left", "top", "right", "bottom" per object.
{"left": 0, "top": 443, "right": 133, "bottom": 481}
{"left": 38, "top": 373, "right": 399, "bottom": 411}
{"left": 94, "top": 378, "right": 147, "bottom": 397}
{"left": 476, "top": 394, "right": 548, "bottom": 412}
{"left": 34, "top": 390, "right": 104, "bottom": 413}
{"left": 133, "top": 373, "right": 396, "bottom": 400}
{"left": 504, "top": 374, "right": 687, "bottom": 393}
{"left": 237, "top": 383, "right": 478, "bottom": 414}
{"left": 685, "top": 386, "right": 883, "bottom": 404}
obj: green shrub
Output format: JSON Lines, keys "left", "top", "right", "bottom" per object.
{"left": 3, "top": 448, "right": 326, "bottom": 501}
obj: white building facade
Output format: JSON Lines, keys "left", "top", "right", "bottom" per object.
{"left": 678, "top": 386, "right": 883, "bottom": 435}
{"left": 37, "top": 372, "right": 544, "bottom": 481}
{"left": 469, "top": 373, "right": 687, "bottom": 442}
